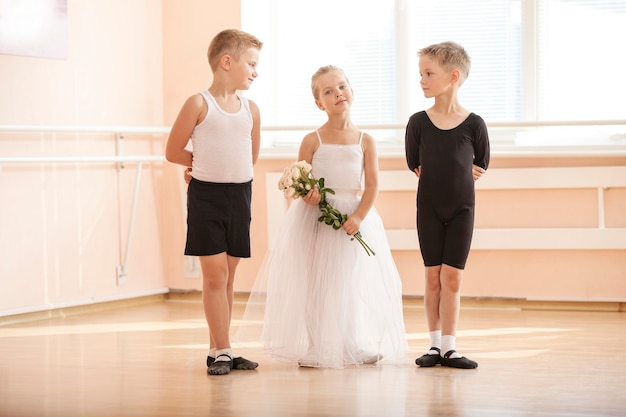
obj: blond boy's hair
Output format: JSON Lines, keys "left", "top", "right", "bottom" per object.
{"left": 310, "top": 65, "right": 350, "bottom": 99}
{"left": 207, "top": 29, "right": 263, "bottom": 72}
{"left": 419, "top": 41, "right": 471, "bottom": 83}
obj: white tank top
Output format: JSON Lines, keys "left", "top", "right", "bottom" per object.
{"left": 312, "top": 130, "right": 364, "bottom": 198}
{"left": 190, "top": 90, "right": 254, "bottom": 183}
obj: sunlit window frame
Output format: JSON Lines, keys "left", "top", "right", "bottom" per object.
{"left": 242, "top": 0, "right": 626, "bottom": 156}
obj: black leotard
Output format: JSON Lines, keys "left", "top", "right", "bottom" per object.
{"left": 405, "top": 111, "right": 490, "bottom": 269}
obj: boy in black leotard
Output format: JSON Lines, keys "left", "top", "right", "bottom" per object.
{"left": 405, "top": 41, "right": 490, "bottom": 369}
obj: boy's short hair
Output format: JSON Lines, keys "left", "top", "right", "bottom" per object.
{"left": 419, "top": 41, "right": 471, "bottom": 82}
{"left": 207, "top": 29, "right": 263, "bottom": 72}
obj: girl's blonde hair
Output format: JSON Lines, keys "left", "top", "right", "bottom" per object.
{"left": 207, "top": 29, "right": 263, "bottom": 72}
{"left": 311, "top": 65, "right": 350, "bottom": 99}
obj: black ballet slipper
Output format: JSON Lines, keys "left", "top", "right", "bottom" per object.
{"left": 207, "top": 355, "right": 258, "bottom": 370}
{"left": 440, "top": 350, "right": 478, "bottom": 369}
{"left": 207, "top": 354, "right": 233, "bottom": 375}
{"left": 415, "top": 347, "right": 441, "bottom": 367}
{"left": 232, "top": 356, "right": 258, "bottom": 370}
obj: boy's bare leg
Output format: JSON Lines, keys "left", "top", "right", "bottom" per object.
{"left": 417, "top": 264, "right": 476, "bottom": 368}
{"left": 199, "top": 253, "right": 233, "bottom": 374}
{"left": 424, "top": 265, "right": 442, "bottom": 332}
{"left": 439, "top": 264, "right": 461, "bottom": 337}
{"left": 415, "top": 266, "right": 443, "bottom": 366}
{"left": 207, "top": 254, "right": 238, "bottom": 351}
{"left": 439, "top": 264, "right": 477, "bottom": 368}
{"left": 225, "top": 254, "right": 238, "bottom": 326}
{"left": 202, "top": 253, "right": 258, "bottom": 371}
{"left": 199, "top": 253, "right": 232, "bottom": 350}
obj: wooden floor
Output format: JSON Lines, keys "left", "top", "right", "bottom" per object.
{"left": 1, "top": 295, "right": 625, "bottom": 417}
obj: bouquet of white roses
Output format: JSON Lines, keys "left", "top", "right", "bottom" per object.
{"left": 278, "top": 160, "right": 375, "bottom": 256}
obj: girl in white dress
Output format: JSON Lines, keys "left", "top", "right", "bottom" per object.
{"left": 238, "top": 66, "right": 408, "bottom": 368}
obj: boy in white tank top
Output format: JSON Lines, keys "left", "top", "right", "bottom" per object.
{"left": 165, "top": 29, "right": 263, "bottom": 376}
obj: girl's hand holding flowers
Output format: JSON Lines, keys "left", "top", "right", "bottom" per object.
{"left": 278, "top": 160, "right": 375, "bottom": 256}
{"left": 302, "top": 187, "right": 321, "bottom": 206}
{"left": 341, "top": 215, "right": 361, "bottom": 237}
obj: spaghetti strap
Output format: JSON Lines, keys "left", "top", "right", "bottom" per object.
{"left": 315, "top": 130, "right": 323, "bottom": 145}
{"left": 358, "top": 131, "right": 363, "bottom": 145}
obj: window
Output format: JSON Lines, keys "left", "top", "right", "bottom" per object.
{"left": 536, "top": 0, "right": 626, "bottom": 121}
{"left": 242, "top": 0, "right": 626, "bottom": 148}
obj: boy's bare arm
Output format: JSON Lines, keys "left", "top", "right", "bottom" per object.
{"left": 249, "top": 100, "right": 261, "bottom": 165}
{"left": 165, "top": 94, "right": 203, "bottom": 167}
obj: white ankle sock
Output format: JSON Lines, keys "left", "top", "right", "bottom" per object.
{"left": 215, "top": 348, "right": 233, "bottom": 362}
{"left": 211, "top": 348, "right": 237, "bottom": 359}
{"left": 428, "top": 330, "right": 441, "bottom": 355}
{"left": 441, "top": 335, "right": 462, "bottom": 358}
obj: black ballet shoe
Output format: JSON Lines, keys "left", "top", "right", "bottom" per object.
{"left": 440, "top": 350, "right": 478, "bottom": 369}
{"left": 207, "top": 354, "right": 233, "bottom": 375}
{"left": 415, "top": 347, "right": 441, "bottom": 367}
{"left": 207, "top": 355, "right": 259, "bottom": 370}
{"left": 231, "top": 356, "right": 258, "bottom": 370}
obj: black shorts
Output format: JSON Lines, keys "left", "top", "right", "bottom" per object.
{"left": 185, "top": 178, "right": 252, "bottom": 258}
{"left": 417, "top": 203, "right": 474, "bottom": 270}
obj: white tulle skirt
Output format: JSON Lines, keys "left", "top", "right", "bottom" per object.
{"left": 236, "top": 194, "right": 408, "bottom": 368}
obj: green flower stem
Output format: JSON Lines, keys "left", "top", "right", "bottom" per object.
{"left": 316, "top": 186, "right": 376, "bottom": 256}
{"left": 350, "top": 232, "right": 376, "bottom": 256}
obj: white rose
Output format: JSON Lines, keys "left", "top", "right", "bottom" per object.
{"left": 298, "top": 161, "right": 312, "bottom": 175}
